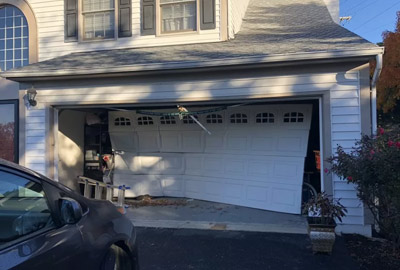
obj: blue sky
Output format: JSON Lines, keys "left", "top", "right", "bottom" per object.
{"left": 340, "top": 0, "right": 400, "bottom": 44}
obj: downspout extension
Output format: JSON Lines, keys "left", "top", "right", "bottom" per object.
{"left": 371, "top": 53, "right": 383, "bottom": 135}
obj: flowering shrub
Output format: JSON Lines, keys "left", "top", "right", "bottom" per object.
{"left": 329, "top": 127, "right": 400, "bottom": 248}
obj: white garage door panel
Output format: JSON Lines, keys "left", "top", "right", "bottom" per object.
{"left": 110, "top": 104, "right": 312, "bottom": 214}
{"left": 116, "top": 174, "right": 184, "bottom": 197}
{"left": 115, "top": 153, "right": 185, "bottom": 175}
{"left": 184, "top": 154, "right": 304, "bottom": 185}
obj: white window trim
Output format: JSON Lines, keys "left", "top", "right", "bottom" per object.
{"left": 78, "top": 0, "right": 119, "bottom": 42}
{"left": 156, "top": 0, "right": 200, "bottom": 36}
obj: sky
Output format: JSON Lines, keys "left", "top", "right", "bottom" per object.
{"left": 340, "top": 0, "right": 400, "bottom": 44}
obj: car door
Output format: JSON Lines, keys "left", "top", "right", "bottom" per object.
{"left": 0, "top": 168, "right": 86, "bottom": 270}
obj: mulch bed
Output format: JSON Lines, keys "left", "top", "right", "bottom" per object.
{"left": 125, "top": 195, "right": 188, "bottom": 208}
{"left": 343, "top": 234, "right": 400, "bottom": 270}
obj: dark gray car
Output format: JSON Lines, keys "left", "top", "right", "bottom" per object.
{"left": 0, "top": 159, "right": 139, "bottom": 270}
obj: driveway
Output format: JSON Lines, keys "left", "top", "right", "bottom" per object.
{"left": 136, "top": 228, "right": 360, "bottom": 270}
{"left": 127, "top": 199, "right": 307, "bottom": 234}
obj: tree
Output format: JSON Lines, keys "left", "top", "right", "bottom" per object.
{"left": 377, "top": 11, "right": 400, "bottom": 118}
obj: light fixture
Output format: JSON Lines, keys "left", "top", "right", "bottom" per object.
{"left": 27, "top": 86, "right": 37, "bottom": 107}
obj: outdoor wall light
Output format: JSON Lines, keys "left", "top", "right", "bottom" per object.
{"left": 27, "top": 87, "right": 37, "bottom": 107}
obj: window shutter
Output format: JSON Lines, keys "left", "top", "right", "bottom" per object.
{"left": 200, "top": 0, "right": 216, "bottom": 30}
{"left": 119, "top": 0, "right": 132, "bottom": 37}
{"left": 65, "top": 0, "right": 78, "bottom": 41}
{"left": 141, "top": 0, "right": 156, "bottom": 35}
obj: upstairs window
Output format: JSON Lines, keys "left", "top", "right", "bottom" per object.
{"left": 0, "top": 5, "right": 29, "bottom": 71}
{"left": 284, "top": 112, "right": 304, "bottom": 123}
{"left": 65, "top": 0, "right": 132, "bottom": 41}
{"left": 230, "top": 113, "right": 248, "bottom": 124}
{"left": 138, "top": 116, "right": 154, "bottom": 125}
{"left": 82, "top": 0, "right": 115, "bottom": 40}
{"left": 114, "top": 117, "right": 131, "bottom": 126}
{"left": 206, "top": 114, "right": 222, "bottom": 124}
{"left": 141, "top": 0, "right": 216, "bottom": 35}
{"left": 160, "top": 115, "right": 176, "bottom": 125}
{"left": 160, "top": 0, "right": 196, "bottom": 33}
{"left": 256, "top": 113, "right": 275, "bottom": 123}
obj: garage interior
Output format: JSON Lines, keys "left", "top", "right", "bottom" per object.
{"left": 57, "top": 99, "right": 322, "bottom": 215}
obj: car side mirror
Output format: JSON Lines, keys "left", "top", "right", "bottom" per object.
{"left": 60, "top": 197, "right": 83, "bottom": 224}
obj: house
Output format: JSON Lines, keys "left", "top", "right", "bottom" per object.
{"left": 0, "top": 0, "right": 384, "bottom": 236}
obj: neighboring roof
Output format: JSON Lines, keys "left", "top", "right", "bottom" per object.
{"left": 3, "top": 0, "right": 383, "bottom": 80}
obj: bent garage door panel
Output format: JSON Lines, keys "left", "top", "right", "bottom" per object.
{"left": 110, "top": 104, "right": 312, "bottom": 214}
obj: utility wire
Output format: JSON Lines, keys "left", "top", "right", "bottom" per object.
{"left": 351, "top": 1, "right": 379, "bottom": 19}
{"left": 359, "top": 22, "right": 395, "bottom": 35}
{"left": 352, "top": 1, "right": 400, "bottom": 31}
{"left": 343, "top": 0, "right": 374, "bottom": 15}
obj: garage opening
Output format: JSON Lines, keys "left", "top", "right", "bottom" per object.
{"left": 56, "top": 99, "right": 321, "bottom": 215}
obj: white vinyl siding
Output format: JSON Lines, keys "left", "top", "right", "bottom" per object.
{"left": 228, "top": 0, "right": 249, "bottom": 39}
{"left": 330, "top": 72, "right": 364, "bottom": 227}
{"left": 25, "top": 107, "right": 47, "bottom": 175}
{"left": 26, "top": 0, "right": 221, "bottom": 61}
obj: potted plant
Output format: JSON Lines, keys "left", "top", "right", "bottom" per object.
{"left": 302, "top": 192, "right": 347, "bottom": 254}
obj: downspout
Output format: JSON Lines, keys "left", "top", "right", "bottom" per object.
{"left": 371, "top": 53, "right": 383, "bottom": 134}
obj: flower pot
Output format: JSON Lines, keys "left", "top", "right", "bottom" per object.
{"left": 307, "top": 217, "right": 337, "bottom": 254}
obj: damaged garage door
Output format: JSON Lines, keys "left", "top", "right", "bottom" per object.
{"left": 109, "top": 104, "right": 312, "bottom": 214}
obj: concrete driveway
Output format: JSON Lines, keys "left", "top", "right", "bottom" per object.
{"left": 127, "top": 199, "right": 307, "bottom": 234}
{"left": 136, "top": 228, "right": 360, "bottom": 270}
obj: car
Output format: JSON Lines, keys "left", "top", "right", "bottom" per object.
{"left": 0, "top": 158, "right": 139, "bottom": 270}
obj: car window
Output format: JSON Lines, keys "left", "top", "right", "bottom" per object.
{"left": 0, "top": 170, "right": 55, "bottom": 247}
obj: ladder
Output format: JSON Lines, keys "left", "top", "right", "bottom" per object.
{"left": 77, "top": 176, "right": 130, "bottom": 213}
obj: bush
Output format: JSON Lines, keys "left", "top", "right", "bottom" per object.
{"left": 329, "top": 126, "right": 400, "bottom": 248}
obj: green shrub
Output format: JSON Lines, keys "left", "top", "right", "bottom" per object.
{"left": 329, "top": 127, "right": 400, "bottom": 248}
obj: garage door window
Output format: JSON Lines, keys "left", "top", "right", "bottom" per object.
{"left": 138, "top": 116, "right": 154, "bottom": 126}
{"left": 182, "top": 115, "right": 198, "bottom": 124}
{"left": 230, "top": 113, "right": 248, "bottom": 124}
{"left": 114, "top": 117, "right": 131, "bottom": 126}
{"left": 160, "top": 116, "right": 176, "bottom": 125}
{"left": 256, "top": 113, "right": 274, "bottom": 123}
{"left": 206, "top": 114, "right": 223, "bottom": 124}
{"left": 284, "top": 112, "right": 304, "bottom": 123}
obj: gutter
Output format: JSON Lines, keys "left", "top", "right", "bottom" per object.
{"left": 2, "top": 47, "right": 385, "bottom": 81}
{"left": 371, "top": 53, "right": 383, "bottom": 134}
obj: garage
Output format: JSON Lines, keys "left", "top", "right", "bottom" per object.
{"left": 106, "top": 103, "right": 314, "bottom": 214}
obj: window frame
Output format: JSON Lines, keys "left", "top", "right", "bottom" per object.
{"left": 156, "top": 0, "right": 200, "bottom": 36}
{"left": 78, "top": 0, "right": 119, "bottom": 42}
{"left": 0, "top": 100, "right": 19, "bottom": 163}
{"left": 0, "top": 4, "right": 30, "bottom": 71}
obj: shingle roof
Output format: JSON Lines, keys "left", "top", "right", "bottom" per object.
{"left": 3, "top": 0, "right": 381, "bottom": 79}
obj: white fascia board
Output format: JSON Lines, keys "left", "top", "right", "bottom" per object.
{"left": 3, "top": 47, "right": 385, "bottom": 80}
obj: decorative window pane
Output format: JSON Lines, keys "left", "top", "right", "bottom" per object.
{"left": 206, "top": 114, "right": 223, "bottom": 124}
{"left": 230, "top": 113, "right": 248, "bottom": 124}
{"left": 138, "top": 116, "right": 154, "bottom": 126}
{"left": 160, "top": 115, "right": 176, "bottom": 125}
{"left": 160, "top": 0, "right": 196, "bottom": 33}
{"left": 114, "top": 117, "right": 131, "bottom": 126}
{"left": 283, "top": 112, "right": 304, "bottom": 123}
{"left": 182, "top": 115, "right": 198, "bottom": 124}
{"left": 83, "top": 0, "right": 115, "bottom": 39}
{"left": 256, "top": 113, "right": 275, "bottom": 123}
{"left": 0, "top": 5, "right": 29, "bottom": 71}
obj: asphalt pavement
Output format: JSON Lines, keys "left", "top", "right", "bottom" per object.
{"left": 136, "top": 227, "right": 360, "bottom": 270}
